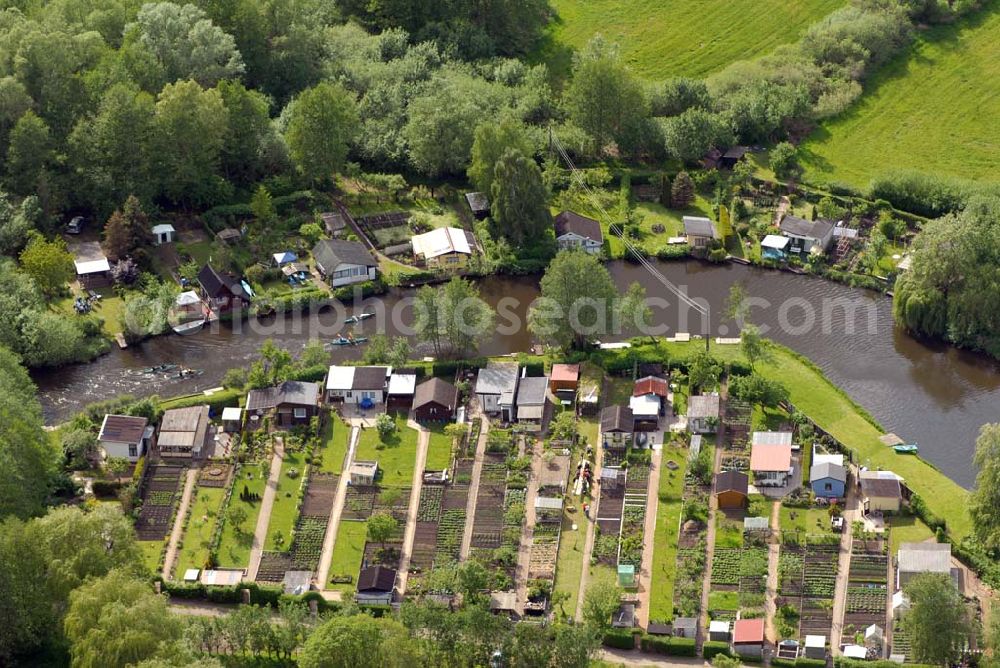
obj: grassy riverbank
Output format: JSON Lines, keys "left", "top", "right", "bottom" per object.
{"left": 631, "top": 340, "right": 972, "bottom": 540}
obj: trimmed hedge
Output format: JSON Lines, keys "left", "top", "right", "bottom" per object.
{"left": 774, "top": 658, "right": 827, "bottom": 668}
{"left": 158, "top": 579, "right": 282, "bottom": 607}
{"left": 92, "top": 480, "right": 123, "bottom": 497}
{"left": 602, "top": 630, "right": 636, "bottom": 649}
{"left": 835, "top": 660, "right": 936, "bottom": 668}
{"left": 639, "top": 634, "right": 696, "bottom": 656}
{"left": 702, "top": 641, "right": 734, "bottom": 660}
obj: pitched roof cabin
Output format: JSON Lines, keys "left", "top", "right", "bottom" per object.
{"left": 475, "top": 362, "right": 519, "bottom": 421}
{"left": 411, "top": 227, "right": 475, "bottom": 269}
{"left": 312, "top": 239, "right": 377, "bottom": 288}
{"left": 157, "top": 405, "right": 210, "bottom": 458}
{"left": 412, "top": 377, "right": 459, "bottom": 422}
{"left": 600, "top": 405, "right": 633, "bottom": 449}
{"left": 716, "top": 470, "right": 749, "bottom": 508}
{"left": 683, "top": 216, "right": 718, "bottom": 248}
{"left": 554, "top": 210, "right": 603, "bottom": 254}
{"left": 245, "top": 381, "right": 320, "bottom": 428}
{"left": 859, "top": 470, "right": 903, "bottom": 513}
{"left": 197, "top": 264, "right": 251, "bottom": 312}
{"left": 355, "top": 565, "right": 396, "bottom": 605}
{"left": 779, "top": 215, "right": 836, "bottom": 254}
{"left": 98, "top": 414, "right": 152, "bottom": 462}
{"left": 464, "top": 191, "right": 490, "bottom": 219}
{"left": 515, "top": 376, "right": 548, "bottom": 429}
{"left": 325, "top": 365, "right": 391, "bottom": 405}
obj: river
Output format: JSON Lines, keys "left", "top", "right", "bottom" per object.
{"left": 34, "top": 260, "right": 1000, "bottom": 487}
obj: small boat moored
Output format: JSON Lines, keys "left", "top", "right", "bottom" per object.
{"left": 893, "top": 444, "right": 919, "bottom": 454}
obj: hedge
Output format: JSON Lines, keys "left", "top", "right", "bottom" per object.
{"left": 835, "top": 660, "right": 936, "bottom": 668}
{"left": 773, "top": 658, "right": 827, "bottom": 668}
{"left": 158, "top": 579, "right": 283, "bottom": 607}
{"left": 92, "top": 480, "right": 123, "bottom": 497}
{"left": 702, "top": 641, "right": 734, "bottom": 660}
{"left": 639, "top": 635, "right": 696, "bottom": 656}
{"left": 601, "top": 630, "right": 636, "bottom": 650}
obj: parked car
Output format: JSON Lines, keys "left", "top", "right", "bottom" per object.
{"left": 67, "top": 216, "right": 85, "bottom": 234}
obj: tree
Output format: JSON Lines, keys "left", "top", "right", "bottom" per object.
{"left": 902, "top": 573, "right": 970, "bottom": 665}
{"left": 103, "top": 196, "right": 152, "bottom": 261}
{"left": 61, "top": 428, "right": 96, "bottom": 470}
{"left": 284, "top": 82, "right": 360, "bottom": 183}
{"left": 670, "top": 171, "right": 695, "bottom": 209}
{"left": 565, "top": 36, "right": 649, "bottom": 154}
{"left": 19, "top": 233, "right": 73, "bottom": 296}
{"left": 468, "top": 117, "right": 534, "bottom": 196}
{"left": 662, "top": 108, "right": 731, "bottom": 164}
{"left": 227, "top": 504, "right": 248, "bottom": 535}
{"left": 688, "top": 351, "right": 722, "bottom": 392}
{"left": 64, "top": 570, "right": 183, "bottom": 668}
{"left": 0, "top": 516, "right": 50, "bottom": 661}
{"left": 740, "top": 324, "right": 772, "bottom": 371}
{"left": 0, "top": 193, "right": 40, "bottom": 255}
{"left": 5, "top": 110, "right": 52, "bottom": 197}
{"left": 770, "top": 142, "right": 799, "bottom": 179}
{"left": 712, "top": 654, "right": 743, "bottom": 668}
{"left": 247, "top": 340, "right": 293, "bottom": 388}
{"left": 529, "top": 250, "right": 617, "bottom": 349}
{"left": 217, "top": 80, "right": 280, "bottom": 187}
{"left": 658, "top": 173, "right": 671, "bottom": 207}
{"left": 375, "top": 414, "right": 396, "bottom": 442}
{"left": 582, "top": 578, "right": 621, "bottom": 630}
{"left": 152, "top": 80, "right": 229, "bottom": 207}
{"left": 616, "top": 281, "right": 652, "bottom": 340}
{"left": 413, "top": 278, "right": 493, "bottom": 357}
{"left": 970, "top": 424, "right": 1000, "bottom": 551}
{"left": 250, "top": 185, "right": 275, "bottom": 223}
{"left": 489, "top": 147, "right": 551, "bottom": 248}
{"left": 403, "top": 76, "right": 491, "bottom": 178}
{"left": 127, "top": 2, "right": 245, "bottom": 88}
{"left": 728, "top": 374, "right": 789, "bottom": 407}
{"left": 650, "top": 77, "right": 711, "bottom": 116}
{"left": 716, "top": 204, "right": 733, "bottom": 241}
{"left": 299, "top": 614, "right": 421, "bottom": 668}
{"left": 367, "top": 511, "right": 398, "bottom": 549}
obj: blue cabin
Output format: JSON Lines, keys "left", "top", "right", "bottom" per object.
{"left": 810, "top": 460, "right": 847, "bottom": 498}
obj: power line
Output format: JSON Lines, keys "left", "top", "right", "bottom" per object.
{"left": 549, "top": 134, "right": 709, "bottom": 317}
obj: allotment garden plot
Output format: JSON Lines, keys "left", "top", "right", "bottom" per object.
{"left": 777, "top": 536, "right": 841, "bottom": 640}
{"left": 845, "top": 538, "right": 889, "bottom": 646}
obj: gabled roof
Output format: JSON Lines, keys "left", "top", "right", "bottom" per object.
{"left": 476, "top": 362, "right": 519, "bottom": 395}
{"left": 312, "top": 239, "right": 376, "bottom": 270}
{"left": 683, "top": 216, "right": 717, "bottom": 238}
{"left": 198, "top": 264, "right": 250, "bottom": 300}
{"left": 752, "top": 431, "right": 793, "bottom": 447}
{"left": 411, "top": 227, "right": 474, "bottom": 259}
{"left": 246, "top": 381, "right": 319, "bottom": 411}
{"left": 723, "top": 146, "right": 750, "bottom": 160}
{"left": 601, "top": 405, "right": 633, "bottom": 432}
{"left": 897, "top": 542, "right": 951, "bottom": 574}
{"left": 860, "top": 470, "right": 902, "bottom": 499}
{"left": 357, "top": 565, "right": 396, "bottom": 593}
{"left": 810, "top": 461, "right": 847, "bottom": 484}
{"left": 687, "top": 394, "right": 720, "bottom": 419}
{"left": 320, "top": 211, "right": 347, "bottom": 232}
{"left": 99, "top": 415, "right": 149, "bottom": 443}
{"left": 780, "top": 215, "right": 835, "bottom": 240}
{"left": 550, "top": 363, "right": 580, "bottom": 383}
{"left": 633, "top": 375, "right": 668, "bottom": 397}
{"left": 716, "top": 470, "right": 749, "bottom": 495}
{"left": 353, "top": 366, "right": 390, "bottom": 391}
{"left": 516, "top": 376, "right": 548, "bottom": 407}
{"left": 554, "top": 210, "right": 603, "bottom": 243}
{"left": 750, "top": 443, "right": 793, "bottom": 472}
{"left": 413, "top": 377, "right": 459, "bottom": 410}
{"left": 733, "top": 618, "right": 765, "bottom": 643}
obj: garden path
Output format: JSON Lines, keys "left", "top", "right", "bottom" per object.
{"left": 316, "top": 425, "right": 360, "bottom": 589}
{"left": 514, "top": 437, "right": 542, "bottom": 614}
{"left": 396, "top": 420, "right": 429, "bottom": 596}
{"left": 636, "top": 446, "right": 663, "bottom": 629}
{"left": 575, "top": 433, "right": 604, "bottom": 622}
{"left": 162, "top": 467, "right": 198, "bottom": 580}
{"left": 765, "top": 500, "right": 781, "bottom": 642}
{"left": 246, "top": 437, "right": 285, "bottom": 581}
{"left": 831, "top": 478, "right": 859, "bottom": 653}
{"left": 460, "top": 407, "right": 490, "bottom": 561}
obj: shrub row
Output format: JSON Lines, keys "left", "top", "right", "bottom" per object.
{"left": 702, "top": 640, "right": 733, "bottom": 660}
{"left": 639, "top": 634, "right": 696, "bottom": 656}
{"left": 773, "top": 658, "right": 827, "bottom": 668}
{"left": 601, "top": 630, "right": 636, "bottom": 649}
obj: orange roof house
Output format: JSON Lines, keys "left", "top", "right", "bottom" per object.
{"left": 750, "top": 431, "right": 794, "bottom": 487}
{"left": 633, "top": 376, "right": 668, "bottom": 398}
{"left": 549, "top": 364, "right": 581, "bottom": 393}
{"left": 733, "top": 618, "right": 765, "bottom": 655}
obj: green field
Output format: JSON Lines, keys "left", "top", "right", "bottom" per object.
{"left": 801, "top": 4, "right": 1000, "bottom": 187}
{"left": 535, "top": 0, "right": 844, "bottom": 81}
{"left": 355, "top": 416, "right": 419, "bottom": 487}
{"left": 779, "top": 505, "right": 834, "bottom": 537}
{"left": 217, "top": 463, "right": 268, "bottom": 568}
{"left": 175, "top": 487, "right": 226, "bottom": 574}
{"left": 139, "top": 540, "right": 164, "bottom": 575}
{"left": 648, "top": 445, "right": 687, "bottom": 621}
{"left": 327, "top": 520, "right": 367, "bottom": 591}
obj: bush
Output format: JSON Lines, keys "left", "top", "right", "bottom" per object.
{"left": 655, "top": 244, "right": 690, "bottom": 260}
{"left": 91, "top": 480, "right": 123, "bottom": 497}
{"left": 640, "top": 635, "right": 696, "bottom": 656}
{"left": 602, "top": 630, "right": 636, "bottom": 649}
{"left": 702, "top": 641, "right": 734, "bottom": 660}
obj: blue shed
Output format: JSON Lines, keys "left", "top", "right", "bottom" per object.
{"left": 810, "top": 461, "right": 847, "bottom": 498}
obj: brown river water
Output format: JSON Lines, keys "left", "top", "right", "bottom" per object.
{"left": 33, "top": 260, "right": 1000, "bottom": 487}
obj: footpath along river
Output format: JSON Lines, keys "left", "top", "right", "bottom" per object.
{"left": 34, "top": 260, "right": 1000, "bottom": 487}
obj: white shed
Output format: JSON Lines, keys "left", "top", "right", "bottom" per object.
{"left": 152, "top": 223, "right": 176, "bottom": 245}
{"left": 804, "top": 635, "right": 826, "bottom": 659}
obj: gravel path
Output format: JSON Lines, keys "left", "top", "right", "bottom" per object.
{"left": 246, "top": 438, "right": 285, "bottom": 581}
{"left": 396, "top": 420, "right": 429, "bottom": 596}
{"left": 161, "top": 467, "right": 198, "bottom": 580}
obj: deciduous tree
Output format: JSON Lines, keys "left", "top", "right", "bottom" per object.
{"left": 902, "top": 572, "right": 970, "bottom": 666}
{"left": 413, "top": 278, "right": 493, "bottom": 357}
{"left": 489, "top": 147, "right": 551, "bottom": 248}
{"left": 19, "top": 233, "right": 73, "bottom": 296}
{"left": 468, "top": 117, "right": 534, "bottom": 196}
{"left": 529, "top": 250, "right": 617, "bottom": 349}
{"left": 284, "top": 82, "right": 359, "bottom": 183}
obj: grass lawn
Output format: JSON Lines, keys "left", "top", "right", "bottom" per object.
{"left": 779, "top": 505, "right": 833, "bottom": 536}
{"left": 709, "top": 590, "right": 739, "bottom": 612}
{"left": 354, "top": 416, "right": 419, "bottom": 487}
{"left": 633, "top": 340, "right": 972, "bottom": 540}
{"left": 553, "top": 499, "right": 586, "bottom": 617}
{"left": 534, "top": 0, "right": 845, "bottom": 81}
{"left": 177, "top": 240, "right": 214, "bottom": 265}
{"left": 175, "top": 487, "right": 226, "bottom": 574}
{"left": 715, "top": 516, "right": 744, "bottom": 549}
{"left": 632, "top": 198, "right": 713, "bottom": 251}
{"left": 217, "top": 462, "right": 268, "bottom": 568}
{"left": 888, "top": 514, "right": 935, "bottom": 555}
{"left": 319, "top": 414, "right": 352, "bottom": 475}
{"left": 801, "top": 3, "right": 1000, "bottom": 187}
{"left": 605, "top": 376, "right": 634, "bottom": 406}
{"left": 578, "top": 416, "right": 598, "bottom": 452}
{"left": 139, "top": 540, "right": 164, "bottom": 574}
{"left": 52, "top": 286, "right": 125, "bottom": 337}
{"left": 425, "top": 425, "right": 454, "bottom": 471}
{"left": 264, "top": 450, "right": 307, "bottom": 551}
{"left": 327, "top": 520, "right": 367, "bottom": 591}
{"left": 648, "top": 445, "right": 687, "bottom": 621}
